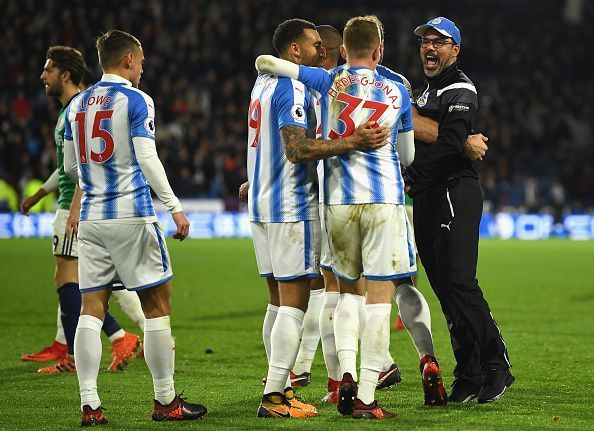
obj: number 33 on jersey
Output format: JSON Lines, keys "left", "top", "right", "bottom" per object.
{"left": 64, "top": 74, "right": 157, "bottom": 221}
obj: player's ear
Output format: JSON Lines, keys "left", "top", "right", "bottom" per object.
{"left": 124, "top": 52, "right": 134, "bottom": 69}
{"left": 372, "top": 46, "right": 381, "bottom": 63}
{"left": 452, "top": 44, "right": 460, "bottom": 59}
{"left": 61, "top": 70, "right": 71, "bottom": 84}
{"left": 340, "top": 45, "right": 347, "bottom": 61}
{"left": 289, "top": 41, "right": 300, "bottom": 57}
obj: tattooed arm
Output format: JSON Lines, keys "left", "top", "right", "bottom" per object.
{"left": 281, "top": 122, "right": 390, "bottom": 164}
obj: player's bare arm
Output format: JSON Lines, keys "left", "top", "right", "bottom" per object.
{"left": 20, "top": 189, "right": 47, "bottom": 216}
{"left": 281, "top": 121, "right": 390, "bottom": 164}
{"left": 20, "top": 169, "right": 59, "bottom": 215}
{"left": 412, "top": 106, "right": 438, "bottom": 143}
{"left": 412, "top": 106, "right": 488, "bottom": 160}
{"left": 239, "top": 181, "right": 249, "bottom": 202}
{"left": 65, "top": 186, "right": 82, "bottom": 236}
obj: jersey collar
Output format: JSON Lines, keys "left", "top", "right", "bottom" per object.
{"left": 101, "top": 73, "right": 132, "bottom": 86}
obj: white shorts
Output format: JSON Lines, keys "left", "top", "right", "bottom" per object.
{"left": 319, "top": 203, "right": 332, "bottom": 270}
{"left": 405, "top": 204, "right": 418, "bottom": 254}
{"left": 52, "top": 208, "right": 77, "bottom": 257}
{"left": 250, "top": 220, "right": 320, "bottom": 281}
{"left": 406, "top": 204, "right": 414, "bottom": 229}
{"left": 326, "top": 204, "right": 417, "bottom": 281}
{"left": 78, "top": 220, "right": 173, "bottom": 293}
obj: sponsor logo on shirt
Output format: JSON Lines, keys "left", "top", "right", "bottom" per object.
{"left": 144, "top": 117, "right": 156, "bottom": 135}
{"left": 291, "top": 104, "right": 306, "bottom": 123}
{"left": 448, "top": 104, "right": 470, "bottom": 112}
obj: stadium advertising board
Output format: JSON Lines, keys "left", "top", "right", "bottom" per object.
{"left": 1, "top": 212, "right": 594, "bottom": 240}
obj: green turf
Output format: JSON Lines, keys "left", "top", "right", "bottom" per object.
{"left": 1, "top": 238, "right": 593, "bottom": 430}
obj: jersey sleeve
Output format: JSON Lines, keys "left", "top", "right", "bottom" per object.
{"left": 417, "top": 86, "right": 478, "bottom": 170}
{"left": 64, "top": 103, "right": 73, "bottom": 141}
{"left": 274, "top": 78, "right": 311, "bottom": 130}
{"left": 437, "top": 86, "right": 478, "bottom": 153}
{"left": 298, "top": 65, "right": 332, "bottom": 94}
{"left": 377, "top": 65, "right": 413, "bottom": 97}
{"left": 397, "top": 83, "right": 413, "bottom": 133}
{"left": 129, "top": 92, "right": 156, "bottom": 140}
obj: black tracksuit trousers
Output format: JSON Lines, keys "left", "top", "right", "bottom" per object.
{"left": 413, "top": 177, "right": 510, "bottom": 386}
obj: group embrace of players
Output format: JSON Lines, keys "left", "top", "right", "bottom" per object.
{"left": 247, "top": 13, "right": 512, "bottom": 420}
{"left": 22, "top": 10, "right": 512, "bottom": 427}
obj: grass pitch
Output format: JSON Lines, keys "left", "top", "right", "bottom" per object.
{"left": 0, "top": 238, "right": 593, "bottom": 430}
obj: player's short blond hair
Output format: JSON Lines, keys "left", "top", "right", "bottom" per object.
{"left": 343, "top": 15, "right": 382, "bottom": 58}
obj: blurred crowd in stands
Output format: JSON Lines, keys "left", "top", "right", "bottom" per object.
{"left": 0, "top": 0, "right": 591, "bottom": 215}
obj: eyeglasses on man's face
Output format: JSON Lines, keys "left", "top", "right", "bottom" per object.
{"left": 418, "top": 37, "right": 454, "bottom": 49}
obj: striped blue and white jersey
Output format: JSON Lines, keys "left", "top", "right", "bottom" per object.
{"left": 376, "top": 65, "right": 413, "bottom": 98}
{"left": 247, "top": 74, "right": 319, "bottom": 222}
{"left": 298, "top": 64, "right": 413, "bottom": 206}
{"left": 64, "top": 74, "right": 155, "bottom": 221}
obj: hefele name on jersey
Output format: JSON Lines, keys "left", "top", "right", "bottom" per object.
{"left": 327, "top": 74, "right": 400, "bottom": 109}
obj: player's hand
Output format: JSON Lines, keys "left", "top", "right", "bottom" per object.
{"left": 239, "top": 181, "right": 249, "bottom": 202}
{"left": 464, "top": 133, "right": 488, "bottom": 161}
{"left": 350, "top": 121, "right": 390, "bottom": 151}
{"left": 19, "top": 190, "right": 45, "bottom": 216}
{"left": 171, "top": 211, "right": 190, "bottom": 241}
{"left": 65, "top": 209, "right": 80, "bottom": 237}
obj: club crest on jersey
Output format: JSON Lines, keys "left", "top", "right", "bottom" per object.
{"left": 416, "top": 88, "right": 429, "bottom": 107}
{"left": 144, "top": 118, "right": 156, "bottom": 135}
{"left": 291, "top": 104, "right": 306, "bottom": 123}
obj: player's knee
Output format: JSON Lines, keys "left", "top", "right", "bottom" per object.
{"left": 81, "top": 298, "right": 107, "bottom": 321}
{"left": 54, "top": 272, "right": 75, "bottom": 288}
{"left": 138, "top": 286, "right": 171, "bottom": 318}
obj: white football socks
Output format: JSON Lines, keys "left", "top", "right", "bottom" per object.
{"left": 108, "top": 329, "right": 125, "bottom": 343}
{"left": 319, "top": 291, "right": 341, "bottom": 381}
{"left": 74, "top": 314, "right": 103, "bottom": 410}
{"left": 382, "top": 349, "right": 396, "bottom": 372}
{"left": 334, "top": 293, "right": 360, "bottom": 381}
{"left": 355, "top": 293, "right": 367, "bottom": 339}
{"left": 112, "top": 289, "right": 145, "bottom": 330}
{"left": 293, "top": 288, "right": 324, "bottom": 375}
{"left": 394, "top": 284, "right": 434, "bottom": 358}
{"left": 55, "top": 304, "right": 66, "bottom": 344}
{"left": 144, "top": 316, "right": 176, "bottom": 406}
{"left": 264, "top": 306, "right": 304, "bottom": 395}
{"left": 358, "top": 303, "right": 391, "bottom": 405}
{"left": 262, "top": 304, "right": 278, "bottom": 362}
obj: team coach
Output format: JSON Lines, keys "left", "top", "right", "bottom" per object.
{"left": 406, "top": 17, "right": 513, "bottom": 404}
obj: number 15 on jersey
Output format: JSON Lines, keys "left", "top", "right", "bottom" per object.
{"left": 74, "top": 110, "right": 115, "bottom": 163}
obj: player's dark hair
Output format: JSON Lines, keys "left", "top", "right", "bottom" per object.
{"left": 96, "top": 29, "right": 141, "bottom": 70}
{"left": 343, "top": 16, "right": 382, "bottom": 58}
{"left": 272, "top": 19, "right": 316, "bottom": 56}
{"left": 80, "top": 66, "right": 96, "bottom": 89}
{"left": 46, "top": 46, "right": 86, "bottom": 86}
{"left": 316, "top": 25, "right": 342, "bottom": 64}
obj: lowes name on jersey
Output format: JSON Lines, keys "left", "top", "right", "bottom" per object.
{"left": 80, "top": 94, "right": 113, "bottom": 109}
